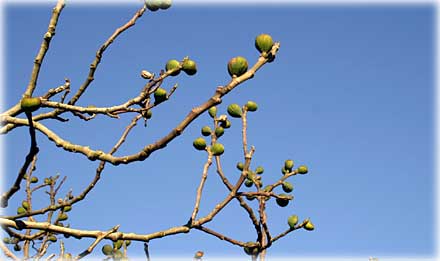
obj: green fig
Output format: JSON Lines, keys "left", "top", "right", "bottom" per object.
{"left": 214, "top": 127, "right": 224, "bottom": 138}
{"left": 154, "top": 88, "right": 167, "bottom": 104}
{"left": 304, "top": 220, "right": 315, "bottom": 231}
{"left": 255, "top": 34, "right": 274, "bottom": 54}
{"left": 146, "top": 0, "right": 160, "bottom": 11}
{"left": 276, "top": 194, "right": 290, "bottom": 207}
{"left": 48, "top": 235, "right": 57, "bottom": 242}
{"left": 281, "top": 167, "right": 289, "bottom": 175}
{"left": 287, "top": 215, "right": 299, "bottom": 229}
{"left": 145, "top": 110, "right": 153, "bottom": 119}
{"left": 208, "top": 106, "right": 217, "bottom": 118}
{"left": 245, "top": 101, "right": 258, "bottom": 112}
{"left": 227, "top": 56, "right": 248, "bottom": 77}
{"left": 2, "top": 238, "right": 11, "bottom": 244}
{"left": 13, "top": 244, "right": 21, "bottom": 251}
{"left": 297, "top": 165, "right": 308, "bottom": 174}
{"left": 30, "top": 176, "right": 38, "bottom": 183}
{"left": 159, "top": 0, "right": 172, "bottom": 10}
{"left": 210, "top": 143, "right": 224, "bottom": 156}
{"left": 244, "top": 179, "right": 253, "bottom": 187}
{"left": 125, "top": 240, "right": 131, "bottom": 247}
{"left": 255, "top": 166, "right": 264, "bottom": 174}
{"left": 113, "top": 239, "right": 124, "bottom": 250}
{"left": 20, "top": 97, "right": 42, "bottom": 113}
{"left": 227, "top": 104, "right": 242, "bottom": 118}
{"left": 63, "top": 253, "right": 73, "bottom": 261}
{"left": 201, "top": 126, "right": 212, "bottom": 136}
{"left": 243, "top": 242, "right": 259, "bottom": 256}
{"left": 17, "top": 207, "right": 26, "bottom": 215}
{"left": 236, "top": 162, "right": 244, "bottom": 171}
{"left": 165, "top": 59, "right": 180, "bottom": 76}
{"left": 63, "top": 205, "right": 72, "bottom": 212}
{"left": 246, "top": 194, "right": 256, "bottom": 201}
{"left": 44, "top": 177, "right": 52, "bottom": 185}
{"left": 22, "top": 200, "right": 30, "bottom": 210}
{"left": 282, "top": 181, "right": 294, "bottom": 193}
{"left": 182, "top": 59, "right": 197, "bottom": 75}
{"left": 102, "top": 244, "right": 113, "bottom": 256}
{"left": 193, "top": 137, "right": 207, "bottom": 151}
{"left": 59, "top": 213, "right": 68, "bottom": 221}
{"left": 284, "top": 159, "right": 294, "bottom": 170}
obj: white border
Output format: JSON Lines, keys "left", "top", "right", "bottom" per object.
{"left": 0, "top": 0, "right": 437, "bottom": 260}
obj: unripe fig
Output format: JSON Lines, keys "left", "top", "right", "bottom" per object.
{"left": 154, "top": 88, "right": 167, "bottom": 104}
{"left": 255, "top": 34, "right": 274, "bottom": 54}
{"left": 227, "top": 104, "right": 242, "bottom": 118}
{"left": 255, "top": 166, "right": 264, "bottom": 174}
{"left": 304, "top": 220, "right": 315, "bottom": 231}
{"left": 63, "top": 205, "right": 72, "bottom": 212}
{"left": 215, "top": 127, "right": 224, "bottom": 138}
{"left": 165, "top": 59, "right": 180, "bottom": 76}
{"left": 208, "top": 106, "right": 217, "bottom": 118}
{"left": 17, "top": 207, "right": 26, "bottom": 215}
{"left": 193, "top": 137, "right": 207, "bottom": 151}
{"left": 125, "top": 240, "right": 131, "bottom": 246}
{"left": 22, "top": 200, "right": 30, "bottom": 210}
{"left": 30, "top": 176, "right": 38, "bottom": 183}
{"left": 113, "top": 239, "right": 123, "bottom": 250}
{"left": 141, "top": 70, "right": 154, "bottom": 79}
{"left": 102, "top": 244, "right": 113, "bottom": 256}
{"left": 245, "top": 101, "right": 258, "bottom": 112}
{"left": 210, "top": 143, "right": 224, "bottom": 156}
{"left": 20, "top": 97, "right": 41, "bottom": 113}
{"left": 297, "top": 165, "right": 308, "bottom": 174}
{"left": 287, "top": 215, "right": 299, "bottom": 229}
{"left": 146, "top": 0, "right": 160, "bottom": 12}
{"left": 2, "top": 238, "right": 11, "bottom": 244}
{"left": 281, "top": 167, "right": 289, "bottom": 175}
{"left": 145, "top": 110, "right": 153, "bottom": 119}
{"left": 282, "top": 181, "right": 294, "bottom": 193}
{"left": 244, "top": 179, "right": 253, "bottom": 187}
{"left": 201, "top": 126, "right": 212, "bottom": 136}
{"left": 59, "top": 213, "right": 68, "bottom": 221}
{"left": 243, "top": 242, "right": 259, "bottom": 256}
{"left": 220, "top": 119, "right": 231, "bottom": 129}
{"left": 44, "top": 178, "right": 52, "bottom": 185}
{"left": 63, "top": 253, "right": 73, "bottom": 260}
{"left": 48, "top": 235, "right": 57, "bottom": 242}
{"left": 159, "top": 0, "right": 172, "bottom": 10}
{"left": 227, "top": 56, "right": 248, "bottom": 77}
{"left": 13, "top": 244, "right": 21, "bottom": 251}
{"left": 276, "top": 194, "right": 290, "bottom": 207}
{"left": 284, "top": 159, "right": 294, "bottom": 170}
{"left": 182, "top": 59, "right": 197, "bottom": 75}
{"left": 236, "top": 162, "right": 244, "bottom": 171}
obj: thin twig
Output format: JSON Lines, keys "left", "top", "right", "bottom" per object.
{"left": 75, "top": 225, "right": 120, "bottom": 260}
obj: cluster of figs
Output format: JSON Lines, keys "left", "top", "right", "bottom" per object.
{"left": 146, "top": 0, "right": 172, "bottom": 11}
{"left": 101, "top": 240, "right": 131, "bottom": 260}
{"left": 192, "top": 101, "right": 258, "bottom": 156}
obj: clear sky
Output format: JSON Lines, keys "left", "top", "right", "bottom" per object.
{"left": 2, "top": 1, "right": 435, "bottom": 260}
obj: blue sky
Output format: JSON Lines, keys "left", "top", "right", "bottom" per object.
{"left": 2, "top": 2, "right": 435, "bottom": 259}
